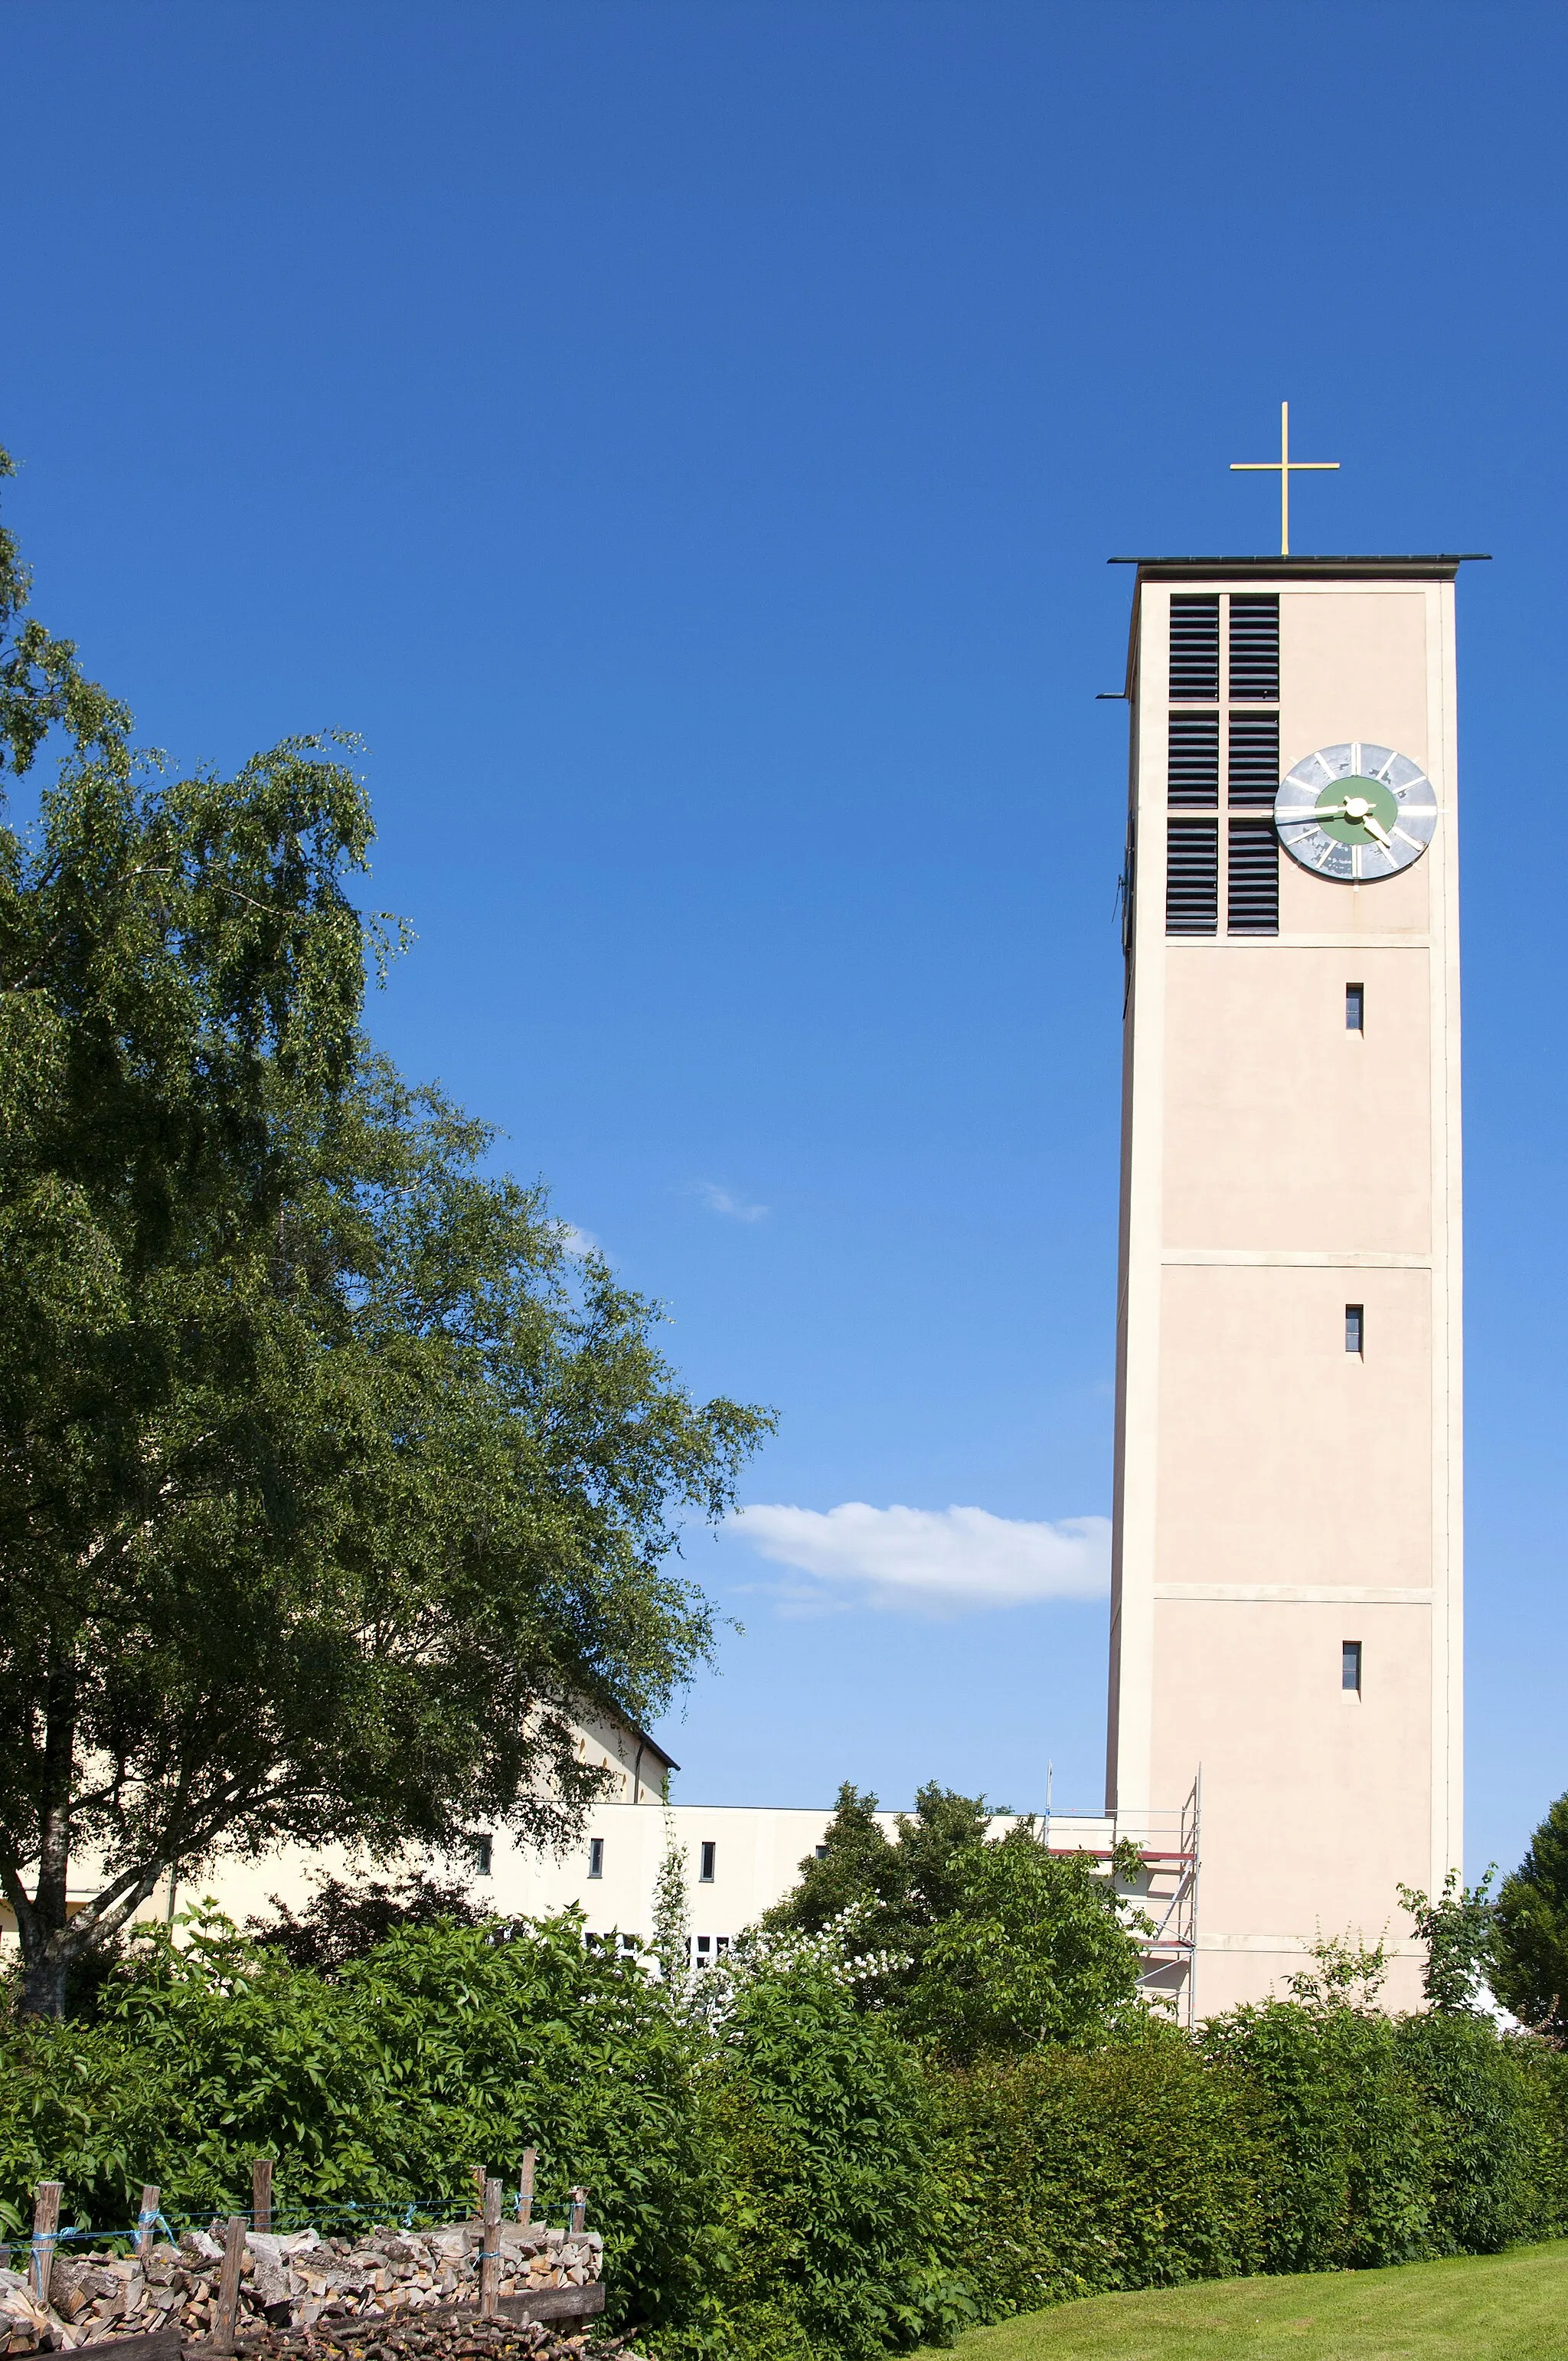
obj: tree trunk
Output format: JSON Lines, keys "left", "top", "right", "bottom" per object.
{"left": 19, "top": 1935, "right": 70, "bottom": 2020}
{"left": 18, "top": 1643, "right": 79, "bottom": 2019}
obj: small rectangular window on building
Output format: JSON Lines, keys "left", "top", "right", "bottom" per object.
{"left": 1342, "top": 1640, "right": 1363, "bottom": 1695}
{"left": 474, "top": 1834, "right": 493, "bottom": 1877}
{"left": 1346, "top": 983, "right": 1364, "bottom": 1032}
{"left": 587, "top": 1836, "right": 604, "bottom": 1879}
{"left": 699, "top": 1841, "right": 717, "bottom": 1882}
{"left": 1345, "top": 1305, "right": 1364, "bottom": 1355}
{"left": 815, "top": 1844, "right": 830, "bottom": 1859}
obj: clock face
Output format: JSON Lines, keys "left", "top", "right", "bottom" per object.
{"left": 1275, "top": 743, "right": 1439, "bottom": 883}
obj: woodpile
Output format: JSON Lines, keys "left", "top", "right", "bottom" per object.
{"left": 0, "top": 2222, "right": 604, "bottom": 2355}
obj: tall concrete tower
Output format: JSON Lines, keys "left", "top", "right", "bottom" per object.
{"left": 1106, "top": 541, "right": 1478, "bottom": 2015}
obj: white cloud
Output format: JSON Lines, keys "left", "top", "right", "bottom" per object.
{"left": 694, "top": 1181, "right": 769, "bottom": 1224}
{"left": 730, "top": 1503, "right": 1111, "bottom": 1614}
{"left": 556, "top": 1222, "right": 600, "bottom": 1257}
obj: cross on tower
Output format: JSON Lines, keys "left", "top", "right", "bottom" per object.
{"left": 1230, "top": 401, "right": 1338, "bottom": 556}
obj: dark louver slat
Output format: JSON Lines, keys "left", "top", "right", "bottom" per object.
{"left": 1167, "top": 818, "right": 1218, "bottom": 934}
{"left": 1169, "top": 597, "right": 1220, "bottom": 700}
{"left": 1228, "top": 711, "right": 1279, "bottom": 807}
{"left": 1229, "top": 596, "right": 1279, "bottom": 701}
{"left": 1168, "top": 712, "right": 1219, "bottom": 806}
{"left": 1227, "top": 819, "right": 1279, "bottom": 934}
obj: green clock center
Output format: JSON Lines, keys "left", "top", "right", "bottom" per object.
{"left": 1316, "top": 774, "right": 1399, "bottom": 846}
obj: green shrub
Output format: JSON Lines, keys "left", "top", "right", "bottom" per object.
{"left": 8, "top": 1904, "right": 1568, "bottom": 2361}
{"left": 1200, "top": 2000, "right": 1436, "bottom": 2270}
{"left": 1507, "top": 2034, "right": 1568, "bottom": 2243}
{"left": 0, "top": 1909, "right": 710, "bottom": 2335}
{"left": 692, "top": 1967, "right": 951, "bottom": 2361}
{"left": 934, "top": 2019, "right": 1270, "bottom": 2321}
{"left": 896, "top": 1834, "right": 1145, "bottom": 2066}
{"left": 1393, "top": 2010, "right": 1532, "bottom": 2255}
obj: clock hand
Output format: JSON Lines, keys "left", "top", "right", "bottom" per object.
{"left": 1361, "top": 815, "right": 1396, "bottom": 851}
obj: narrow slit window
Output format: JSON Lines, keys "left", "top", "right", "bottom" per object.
{"left": 1168, "top": 711, "right": 1219, "bottom": 806}
{"left": 1342, "top": 1640, "right": 1363, "bottom": 1695}
{"left": 1227, "top": 819, "right": 1279, "bottom": 935}
{"left": 1346, "top": 983, "right": 1364, "bottom": 1032}
{"left": 587, "top": 1836, "right": 604, "bottom": 1879}
{"left": 1345, "top": 1304, "right": 1364, "bottom": 1355}
{"left": 1170, "top": 597, "right": 1220, "bottom": 699}
{"left": 1166, "top": 818, "right": 1218, "bottom": 935}
{"left": 699, "top": 1840, "right": 717, "bottom": 1883}
{"left": 475, "top": 1834, "right": 494, "bottom": 1877}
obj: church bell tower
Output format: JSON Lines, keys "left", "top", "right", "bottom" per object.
{"left": 1106, "top": 425, "right": 1477, "bottom": 2014}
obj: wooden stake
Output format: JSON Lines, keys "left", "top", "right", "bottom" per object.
{"left": 516, "top": 2147, "right": 536, "bottom": 2227}
{"left": 479, "top": 2178, "right": 502, "bottom": 2319}
{"left": 251, "top": 2157, "right": 273, "bottom": 2237}
{"left": 136, "top": 2185, "right": 161, "bottom": 2261}
{"left": 28, "top": 2182, "right": 62, "bottom": 2306}
{"left": 569, "top": 2187, "right": 587, "bottom": 2234}
{"left": 211, "top": 2214, "right": 246, "bottom": 2356}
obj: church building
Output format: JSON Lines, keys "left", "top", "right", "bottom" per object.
{"left": 1106, "top": 465, "right": 1478, "bottom": 2011}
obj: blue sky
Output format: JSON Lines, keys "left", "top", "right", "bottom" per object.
{"left": 4, "top": 2, "right": 1565, "bottom": 1881}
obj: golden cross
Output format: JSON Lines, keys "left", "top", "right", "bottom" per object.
{"left": 1230, "top": 401, "right": 1338, "bottom": 557}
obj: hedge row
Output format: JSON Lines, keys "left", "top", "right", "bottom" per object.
{"left": 3, "top": 1918, "right": 1567, "bottom": 2361}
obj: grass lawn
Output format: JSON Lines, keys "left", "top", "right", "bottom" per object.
{"left": 931, "top": 2241, "right": 1568, "bottom": 2361}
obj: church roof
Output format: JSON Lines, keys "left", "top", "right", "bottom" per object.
{"left": 1110, "top": 554, "right": 1490, "bottom": 580}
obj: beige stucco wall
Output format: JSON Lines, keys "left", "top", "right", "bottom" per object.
{"left": 1109, "top": 567, "right": 1463, "bottom": 2019}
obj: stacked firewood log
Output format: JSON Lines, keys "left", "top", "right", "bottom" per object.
{"left": 0, "top": 2222, "right": 603, "bottom": 2355}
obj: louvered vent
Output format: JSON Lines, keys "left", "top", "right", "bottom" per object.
{"left": 1229, "top": 597, "right": 1279, "bottom": 701}
{"left": 1167, "top": 819, "right": 1218, "bottom": 934}
{"left": 1168, "top": 712, "right": 1219, "bottom": 806}
{"left": 1227, "top": 819, "right": 1279, "bottom": 934}
{"left": 1228, "top": 712, "right": 1279, "bottom": 807}
{"left": 1169, "top": 597, "right": 1220, "bottom": 699}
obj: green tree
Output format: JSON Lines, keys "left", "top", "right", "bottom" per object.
{"left": 761, "top": 1780, "right": 992, "bottom": 1974}
{"left": 0, "top": 451, "right": 772, "bottom": 2016}
{"left": 245, "top": 1870, "right": 485, "bottom": 1976}
{"left": 1493, "top": 1794, "right": 1568, "bottom": 2039}
{"left": 897, "top": 1826, "right": 1146, "bottom": 2064}
{"left": 1398, "top": 1868, "right": 1498, "bottom": 2014}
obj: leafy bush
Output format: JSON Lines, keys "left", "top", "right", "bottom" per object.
{"left": 897, "top": 1832, "right": 1145, "bottom": 2065}
{"left": 936, "top": 2020, "right": 1270, "bottom": 2320}
{"left": 6, "top": 1895, "right": 1568, "bottom": 2361}
{"left": 690, "top": 1966, "right": 951, "bottom": 2361}
{"left": 1393, "top": 2009, "right": 1535, "bottom": 2255}
{"left": 0, "top": 1908, "right": 711, "bottom": 2335}
{"left": 1200, "top": 1999, "right": 1436, "bottom": 2270}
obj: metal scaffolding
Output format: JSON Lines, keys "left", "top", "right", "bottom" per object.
{"left": 1041, "top": 1771, "right": 1203, "bottom": 2027}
